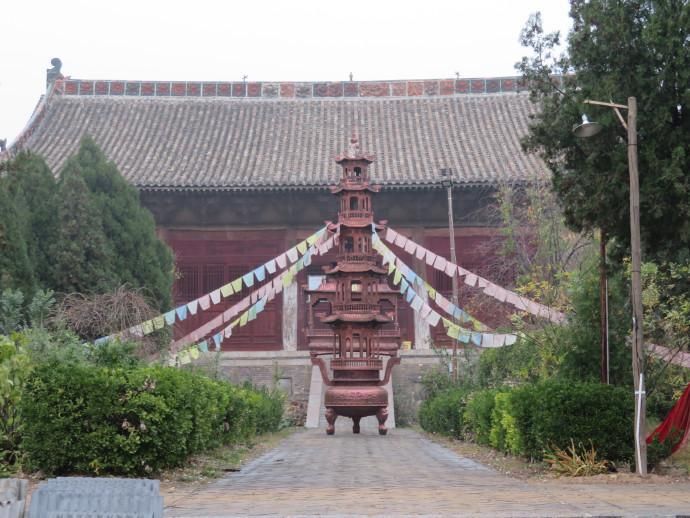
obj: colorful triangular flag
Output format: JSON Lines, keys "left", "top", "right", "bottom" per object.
{"left": 175, "top": 305, "right": 188, "bottom": 321}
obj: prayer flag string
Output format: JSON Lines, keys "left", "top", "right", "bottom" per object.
{"left": 382, "top": 226, "right": 566, "bottom": 324}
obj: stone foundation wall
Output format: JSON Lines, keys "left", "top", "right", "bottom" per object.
{"left": 215, "top": 350, "right": 453, "bottom": 426}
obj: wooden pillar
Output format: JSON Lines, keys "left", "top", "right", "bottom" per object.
{"left": 282, "top": 229, "right": 298, "bottom": 351}
{"left": 411, "top": 227, "right": 431, "bottom": 349}
{"left": 282, "top": 281, "right": 298, "bottom": 351}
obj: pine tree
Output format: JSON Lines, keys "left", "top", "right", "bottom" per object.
{"left": 4, "top": 152, "right": 58, "bottom": 287}
{"left": 52, "top": 167, "right": 117, "bottom": 294}
{"left": 63, "top": 137, "right": 173, "bottom": 309}
{"left": 0, "top": 182, "right": 35, "bottom": 294}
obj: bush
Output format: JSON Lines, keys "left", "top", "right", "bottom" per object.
{"left": 422, "top": 380, "right": 634, "bottom": 464}
{"left": 0, "top": 335, "right": 32, "bottom": 474}
{"left": 463, "top": 388, "right": 501, "bottom": 446}
{"left": 21, "top": 360, "right": 283, "bottom": 476}
{"left": 419, "top": 388, "right": 469, "bottom": 438}
{"left": 526, "top": 380, "right": 633, "bottom": 462}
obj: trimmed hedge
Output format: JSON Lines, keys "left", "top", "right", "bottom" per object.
{"left": 21, "top": 360, "right": 283, "bottom": 475}
{"left": 418, "top": 388, "right": 469, "bottom": 438}
{"left": 420, "top": 380, "right": 635, "bottom": 463}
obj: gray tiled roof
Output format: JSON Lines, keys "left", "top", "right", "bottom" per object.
{"left": 15, "top": 84, "right": 548, "bottom": 190}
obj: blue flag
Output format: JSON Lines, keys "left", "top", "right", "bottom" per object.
{"left": 175, "top": 305, "right": 188, "bottom": 321}
{"left": 164, "top": 310, "right": 176, "bottom": 326}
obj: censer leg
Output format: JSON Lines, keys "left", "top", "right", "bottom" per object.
{"left": 325, "top": 407, "right": 337, "bottom": 435}
{"left": 376, "top": 407, "right": 389, "bottom": 436}
{"left": 352, "top": 416, "right": 361, "bottom": 434}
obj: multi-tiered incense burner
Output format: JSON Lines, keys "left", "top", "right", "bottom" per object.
{"left": 308, "top": 134, "right": 401, "bottom": 435}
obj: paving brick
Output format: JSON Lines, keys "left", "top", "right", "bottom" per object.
{"left": 164, "top": 428, "right": 690, "bottom": 517}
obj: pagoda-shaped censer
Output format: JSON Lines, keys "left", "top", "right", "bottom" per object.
{"left": 308, "top": 133, "right": 401, "bottom": 435}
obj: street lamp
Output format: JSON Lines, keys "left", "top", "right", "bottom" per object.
{"left": 573, "top": 97, "right": 646, "bottom": 475}
{"left": 440, "top": 168, "right": 459, "bottom": 382}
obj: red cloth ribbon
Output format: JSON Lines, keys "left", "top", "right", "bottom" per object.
{"left": 647, "top": 382, "right": 690, "bottom": 453}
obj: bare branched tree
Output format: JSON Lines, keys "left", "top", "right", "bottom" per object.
{"left": 53, "top": 285, "right": 159, "bottom": 346}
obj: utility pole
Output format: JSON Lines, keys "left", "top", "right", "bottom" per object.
{"left": 626, "top": 96, "right": 646, "bottom": 475}
{"left": 575, "top": 96, "right": 646, "bottom": 475}
{"left": 440, "top": 168, "right": 459, "bottom": 382}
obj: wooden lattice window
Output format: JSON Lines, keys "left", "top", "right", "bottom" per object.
{"left": 177, "top": 264, "right": 201, "bottom": 302}
{"left": 204, "top": 264, "right": 225, "bottom": 293}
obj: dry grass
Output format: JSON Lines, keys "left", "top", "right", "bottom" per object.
{"left": 544, "top": 440, "right": 609, "bottom": 477}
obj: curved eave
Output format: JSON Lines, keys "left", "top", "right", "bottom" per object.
{"left": 135, "top": 181, "right": 506, "bottom": 193}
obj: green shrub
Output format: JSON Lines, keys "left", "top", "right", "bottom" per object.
{"left": 21, "top": 360, "right": 283, "bottom": 476}
{"left": 463, "top": 388, "right": 501, "bottom": 446}
{"left": 0, "top": 335, "right": 32, "bottom": 474}
{"left": 423, "top": 379, "right": 635, "bottom": 464}
{"left": 526, "top": 380, "right": 633, "bottom": 462}
{"left": 419, "top": 388, "right": 469, "bottom": 438}
{"left": 489, "top": 391, "right": 510, "bottom": 451}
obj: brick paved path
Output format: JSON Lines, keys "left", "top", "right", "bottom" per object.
{"left": 165, "top": 426, "right": 690, "bottom": 517}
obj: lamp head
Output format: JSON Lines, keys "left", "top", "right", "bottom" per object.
{"left": 573, "top": 114, "right": 603, "bottom": 138}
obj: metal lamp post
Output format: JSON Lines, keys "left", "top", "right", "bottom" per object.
{"left": 440, "top": 168, "right": 459, "bottom": 382}
{"left": 573, "top": 96, "right": 646, "bottom": 475}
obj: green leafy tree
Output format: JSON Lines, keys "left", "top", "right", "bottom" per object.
{"left": 64, "top": 137, "right": 173, "bottom": 309}
{"left": 517, "top": 2, "right": 690, "bottom": 264}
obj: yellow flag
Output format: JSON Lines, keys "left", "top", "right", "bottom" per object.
{"left": 231, "top": 277, "right": 243, "bottom": 292}
{"left": 296, "top": 241, "right": 308, "bottom": 255}
{"left": 306, "top": 234, "right": 318, "bottom": 246}
{"left": 393, "top": 269, "right": 402, "bottom": 285}
{"left": 220, "top": 283, "right": 234, "bottom": 297}
{"left": 239, "top": 312, "right": 248, "bottom": 327}
{"left": 189, "top": 347, "right": 200, "bottom": 360}
{"left": 142, "top": 320, "right": 154, "bottom": 335}
{"left": 152, "top": 315, "right": 165, "bottom": 330}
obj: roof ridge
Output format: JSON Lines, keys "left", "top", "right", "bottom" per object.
{"left": 54, "top": 76, "right": 549, "bottom": 99}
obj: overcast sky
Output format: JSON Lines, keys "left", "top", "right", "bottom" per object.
{"left": 0, "top": 0, "right": 572, "bottom": 145}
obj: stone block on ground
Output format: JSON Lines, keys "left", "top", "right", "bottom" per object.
{"left": 29, "top": 478, "right": 162, "bottom": 518}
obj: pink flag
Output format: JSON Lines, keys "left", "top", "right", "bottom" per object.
{"left": 511, "top": 294, "right": 529, "bottom": 311}
{"left": 210, "top": 289, "right": 221, "bottom": 305}
{"left": 483, "top": 283, "right": 497, "bottom": 298}
{"left": 420, "top": 303, "right": 432, "bottom": 319}
{"left": 433, "top": 255, "right": 448, "bottom": 272}
{"left": 457, "top": 266, "right": 469, "bottom": 277}
{"left": 477, "top": 277, "right": 488, "bottom": 288}
{"left": 404, "top": 240, "right": 417, "bottom": 255}
{"left": 526, "top": 300, "right": 542, "bottom": 316}
{"left": 493, "top": 286, "right": 509, "bottom": 303}
{"left": 444, "top": 261, "right": 457, "bottom": 277}
{"left": 394, "top": 233, "right": 408, "bottom": 248}
{"left": 276, "top": 253, "right": 287, "bottom": 269}
{"left": 198, "top": 294, "right": 211, "bottom": 310}
{"left": 425, "top": 250, "right": 437, "bottom": 266}
{"left": 415, "top": 245, "right": 426, "bottom": 260}
{"left": 286, "top": 247, "right": 299, "bottom": 263}
{"left": 385, "top": 227, "right": 398, "bottom": 243}
{"left": 464, "top": 273, "right": 477, "bottom": 287}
